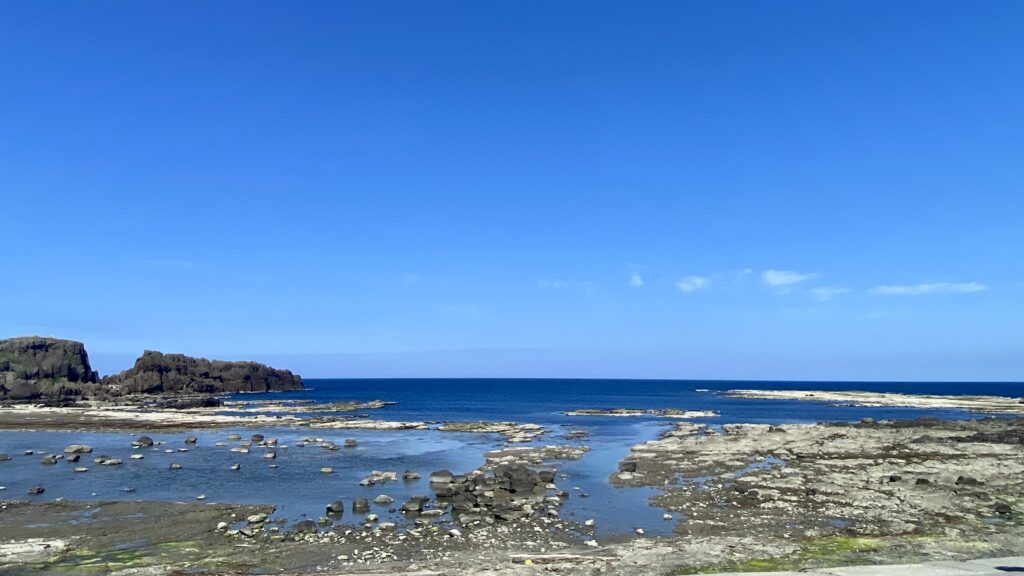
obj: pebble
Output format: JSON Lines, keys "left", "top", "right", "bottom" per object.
{"left": 169, "top": 463, "right": 182, "bottom": 470}
{"left": 663, "top": 513, "right": 673, "bottom": 521}
{"left": 585, "top": 539, "right": 599, "bottom": 547}
{"left": 321, "top": 467, "right": 333, "bottom": 474}
{"left": 635, "top": 528, "right": 645, "bottom": 535}
{"left": 584, "top": 518, "right": 595, "bottom": 527}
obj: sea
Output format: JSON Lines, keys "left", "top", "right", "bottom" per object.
{"left": 2, "top": 379, "right": 1021, "bottom": 536}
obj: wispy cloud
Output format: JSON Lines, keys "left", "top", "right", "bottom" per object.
{"left": 629, "top": 272, "right": 644, "bottom": 287}
{"left": 676, "top": 276, "right": 710, "bottom": 292}
{"left": 761, "top": 269, "right": 819, "bottom": 287}
{"left": 810, "top": 286, "right": 850, "bottom": 301}
{"left": 537, "top": 279, "right": 565, "bottom": 289}
{"left": 871, "top": 282, "right": 987, "bottom": 296}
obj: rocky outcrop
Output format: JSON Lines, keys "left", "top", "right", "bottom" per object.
{"left": 102, "top": 350, "right": 303, "bottom": 394}
{"left": 0, "top": 337, "right": 100, "bottom": 401}
{"left": 0, "top": 336, "right": 303, "bottom": 402}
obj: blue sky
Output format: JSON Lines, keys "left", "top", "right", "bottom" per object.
{"left": 2, "top": 2, "right": 1022, "bottom": 381}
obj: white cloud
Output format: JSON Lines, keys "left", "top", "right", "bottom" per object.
{"left": 676, "top": 276, "right": 710, "bottom": 292}
{"left": 629, "top": 273, "right": 644, "bottom": 287}
{"left": 760, "top": 269, "right": 819, "bottom": 287}
{"left": 810, "top": 287, "right": 851, "bottom": 301}
{"left": 871, "top": 282, "right": 987, "bottom": 296}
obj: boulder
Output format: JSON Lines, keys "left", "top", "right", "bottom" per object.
{"left": 326, "top": 500, "right": 344, "bottom": 515}
{"left": 132, "top": 436, "right": 155, "bottom": 448}
{"left": 63, "top": 445, "right": 92, "bottom": 454}
{"left": 429, "top": 469, "right": 455, "bottom": 484}
{"left": 352, "top": 498, "right": 370, "bottom": 513}
{"left": 293, "top": 519, "right": 317, "bottom": 534}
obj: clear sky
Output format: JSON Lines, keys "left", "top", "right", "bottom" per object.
{"left": 2, "top": 2, "right": 1022, "bottom": 381}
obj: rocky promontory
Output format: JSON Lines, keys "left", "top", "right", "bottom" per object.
{"left": 0, "top": 337, "right": 100, "bottom": 401}
{"left": 103, "top": 350, "right": 303, "bottom": 394}
{"left": 0, "top": 336, "right": 302, "bottom": 402}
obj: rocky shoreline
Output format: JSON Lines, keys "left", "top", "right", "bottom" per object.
{"left": 2, "top": 412, "right": 1022, "bottom": 574}
{"left": 723, "top": 389, "right": 1024, "bottom": 413}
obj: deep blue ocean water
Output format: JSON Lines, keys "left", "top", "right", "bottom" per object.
{"left": 2, "top": 379, "right": 1021, "bottom": 536}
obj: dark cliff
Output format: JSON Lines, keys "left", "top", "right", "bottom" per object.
{"left": 0, "top": 336, "right": 303, "bottom": 402}
{"left": 0, "top": 336, "right": 100, "bottom": 400}
{"left": 102, "top": 350, "right": 303, "bottom": 394}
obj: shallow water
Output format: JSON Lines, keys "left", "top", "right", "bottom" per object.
{"left": 2, "top": 379, "right": 1021, "bottom": 536}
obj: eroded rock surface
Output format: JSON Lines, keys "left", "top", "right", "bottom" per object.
{"left": 103, "top": 350, "right": 302, "bottom": 394}
{"left": 0, "top": 337, "right": 99, "bottom": 401}
{"left": 613, "top": 417, "right": 1024, "bottom": 542}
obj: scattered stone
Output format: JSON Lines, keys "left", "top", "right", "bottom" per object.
{"left": 326, "top": 500, "right": 345, "bottom": 515}
{"left": 320, "top": 467, "right": 333, "bottom": 474}
{"left": 374, "top": 495, "right": 394, "bottom": 505}
{"left": 132, "top": 436, "right": 154, "bottom": 448}
{"left": 27, "top": 486, "right": 45, "bottom": 495}
{"left": 169, "top": 463, "right": 182, "bottom": 470}
{"left": 63, "top": 444, "right": 92, "bottom": 454}
{"left": 344, "top": 439, "right": 358, "bottom": 448}
{"left": 352, "top": 498, "right": 370, "bottom": 513}
{"left": 185, "top": 435, "right": 198, "bottom": 445}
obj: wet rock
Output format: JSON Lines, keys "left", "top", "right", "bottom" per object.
{"left": 619, "top": 461, "right": 638, "bottom": 473}
{"left": 402, "top": 469, "right": 421, "bottom": 480}
{"left": 73, "top": 467, "right": 88, "bottom": 473}
{"left": 293, "top": 519, "right": 317, "bottom": 533}
{"left": 264, "top": 452, "right": 276, "bottom": 459}
{"left": 0, "top": 454, "right": 11, "bottom": 461}
{"left": 230, "top": 463, "right": 240, "bottom": 471}
{"left": 185, "top": 435, "right": 198, "bottom": 445}
{"left": 41, "top": 455, "right": 58, "bottom": 465}
{"left": 374, "top": 494, "right": 394, "bottom": 505}
{"left": 916, "top": 478, "right": 931, "bottom": 485}
{"left": 326, "top": 500, "right": 345, "bottom": 515}
{"left": 889, "top": 474, "right": 902, "bottom": 482}
{"left": 169, "top": 463, "right": 182, "bottom": 470}
{"left": 352, "top": 498, "right": 370, "bottom": 513}
{"left": 66, "top": 454, "right": 80, "bottom": 463}
{"left": 130, "top": 454, "right": 144, "bottom": 460}
{"left": 132, "top": 436, "right": 154, "bottom": 448}
{"left": 27, "top": 486, "right": 44, "bottom": 495}
{"left": 63, "top": 444, "right": 92, "bottom": 454}
{"left": 956, "top": 476, "right": 983, "bottom": 486}
{"left": 429, "top": 469, "right": 455, "bottom": 484}
{"left": 320, "top": 467, "right": 333, "bottom": 474}
{"left": 995, "top": 503, "right": 1012, "bottom": 515}
{"left": 227, "top": 434, "right": 242, "bottom": 441}
{"left": 344, "top": 439, "right": 358, "bottom": 448}
{"left": 98, "top": 458, "right": 122, "bottom": 466}
{"left": 251, "top": 434, "right": 265, "bottom": 443}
